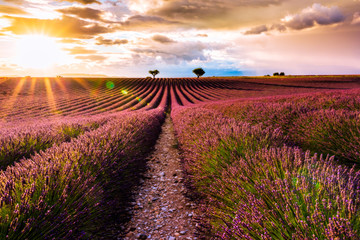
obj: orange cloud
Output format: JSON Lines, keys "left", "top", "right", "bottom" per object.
{"left": 0, "top": 5, "right": 28, "bottom": 15}
{"left": 3, "top": 15, "right": 114, "bottom": 38}
{"left": 96, "top": 36, "right": 128, "bottom": 45}
{"left": 56, "top": 0, "right": 100, "bottom": 4}
{"left": 64, "top": 46, "right": 97, "bottom": 54}
{"left": 75, "top": 55, "right": 107, "bottom": 62}
{"left": 4, "top": 0, "right": 100, "bottom": 4}
{"left": 152, "top": 34, "right": 176, "bottom": 44}
{"left": 57, "top": 7, "right": 104, "bottom": 21}
{"left": 119, "top": 15, "right": 180, "bottom": 30}
{"left": 3, "top": 0, "right": 24, "bottom": 4}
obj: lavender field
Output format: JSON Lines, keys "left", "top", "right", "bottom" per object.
{"left": 0, "top": 76, "right": 360, "bottom": 239}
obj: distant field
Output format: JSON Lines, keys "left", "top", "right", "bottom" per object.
{"left": 0, "top": 75, "right": 360, "bottom": 239}
{"left": 0, "top": 75, "right": 359, "bottom": 122}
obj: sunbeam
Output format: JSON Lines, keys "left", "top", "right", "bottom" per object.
{"left": 29, "top": 77, "right": 37, "bottom": 96}
{"left": 2, "top": 77, "right": 26, "bottom": 117}
{"left": 44, "top": 78, "right": 58, "bottom": 115}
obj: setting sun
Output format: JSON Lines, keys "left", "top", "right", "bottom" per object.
{"left": 15, "top": 34, "right": 65, "bottom": 69}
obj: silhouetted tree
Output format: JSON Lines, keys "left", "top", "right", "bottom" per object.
{"left": 273, "top": 72, "right": 279, "bottom": 76}
{"left": 149, "top": 70, "right": 159, "bottom": 78}
{"left": 193, "top": 68, "right": 205, "bottom": 78}
{"left": 280, "top": 72, "right": 285, "bottom": 76}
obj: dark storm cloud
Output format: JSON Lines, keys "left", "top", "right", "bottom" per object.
{"left": 0, "top": 5, "right": 28, "bottom": 15}
{"left": 151, "top": 34, "right": 176, "bottom": 44}
{"left": 2, "top": 15, "right": 114, "bottom": 38}
{"left": 96, "top": 36, "right": 128, "bottom": 45}
{"left": 284, "top": 3, "right": 345, "bottom": 30}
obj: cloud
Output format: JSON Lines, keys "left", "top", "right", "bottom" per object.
{"left": 270, "top": 23, "right": 287, "bottom": 32}
{"left": 352, "top": 12, "right": 360, "bottom": 24}
{"left": 0, "top": 5, "right": 28, "bottom": 15}
{"left": 283, "top": 3, "right": 345, "bottom": 30}
{"left": 58, "top": 38, "right": 84, "bottom": 44}
{"left": 56, "top": 0, "right": 101, "bottom": 4}
{"left": 57, "top": 7, "right": 104, "bottom": 21}
{"left": 151, "top": 34, "right": 176, "bottom": 44}
{"left": 242, "top": 3, "right": 349, "bottom": 36}
{"left": 2, "top": 15, "right": 114, "bottom": 38}
{"left": 3, "top": 0, "right": 24, "bottom": 4}
{"left": 245, "top": 25, "right": 268, "bottom": 35}
{"left": 119, "top": 15, "right": 179, "bottom": 30}
{"left": 244, "top": 23, "right": 286, "bottom": 35}
{"left": 75, "top": 55, "right": 107, "bottom": 62}
{"left": 197, "top": 34, "right": 208, "bottom": 37}
{"left": 131, "top": 40, "right": 224, "bottom": 65}
{"left": 144, "top": 0, "right": 285, "bottom": 18}
{"left": 0, "top": 63, "right": 19, "bottom": 72}
{"left": 127, "top": 0, "right": 288, "bottom": 30}
{"left": 7, "top": 0, "right": 102, "bottom": 4}
{"left": 64, "top": 46, "right": 97, "bottom": 54}
{"left": 96, "top": 36, "right": 128, "bottom": 45}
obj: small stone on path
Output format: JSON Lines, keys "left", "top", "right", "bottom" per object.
{"left": 123, "top": 116, "right": 197, "bottom": 239}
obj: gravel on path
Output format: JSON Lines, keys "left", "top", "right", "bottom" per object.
{"left": 123, "top": 115, "right": 198, "bottom": 240}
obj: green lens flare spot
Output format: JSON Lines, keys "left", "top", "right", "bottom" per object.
{"left": 106, "top": 81, "right": 115, "bottom": 90}
{"left": 122, "top": 90, "right": 128, "bottom": 95}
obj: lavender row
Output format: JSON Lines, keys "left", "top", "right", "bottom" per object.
{"left": 205, "top": 88, "right": 360, "bottom": 125}
{"left": 0, "top": 109, "right": 164, "bottom": 239}
{"left": 0, "top": 115, "right": 111, "bottom": 170}
{"left": 290, "top": 109, "right": 360, "bottom": 162}
{"left": 172, "top": 106, "right": 360, "bottom": 239}
{"left": 204, "top": 89, "right": 360, "bottom": 163}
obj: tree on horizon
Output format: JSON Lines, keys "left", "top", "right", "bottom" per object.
{"left": 149, "top": 70, "right": 159, "bottom": 79}
{"left": 193, "top": 68, "right": 205, "bottom": 78}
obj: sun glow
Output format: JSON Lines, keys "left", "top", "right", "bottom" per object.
{"left": 15, "top": 34, "right": 66, "bottom": 69}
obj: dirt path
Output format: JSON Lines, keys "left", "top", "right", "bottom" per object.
{"left": 123, "top": 115, "right": 198, "bottom": 240}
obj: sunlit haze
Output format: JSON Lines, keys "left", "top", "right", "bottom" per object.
{"left": 15, "top": 34, "right": 66, "bottom": 69}
{"left": 0, "top": 0, "right": 359, "bottom": 77}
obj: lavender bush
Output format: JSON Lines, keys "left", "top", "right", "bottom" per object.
{"left": 0, "top": 109, "right": 164, "bottom": 239}
{"left": 204, "top": 89, "right": 360, "bottom": 163}
{"left": 0, "top": 115, "right": 109, "bottom": 169}
{"left": 172, "top": 106, "right": 360, "bottom": 239}
{"left": 289, "top": 109, "right": 360, "bottom": 163}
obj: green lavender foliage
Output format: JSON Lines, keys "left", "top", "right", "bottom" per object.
{"left": 0, "top": 109, "right": 164, "bottom": 239}
{"left": 172, "top": 104, "right": 360, "bottom": 239}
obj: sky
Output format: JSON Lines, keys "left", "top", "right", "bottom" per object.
{"left": 0, "top": 0, "right": 359, "bottom": 77}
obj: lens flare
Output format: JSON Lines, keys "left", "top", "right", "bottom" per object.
{"left": 106, "top": 81, "right": 115, "bottom": 90}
